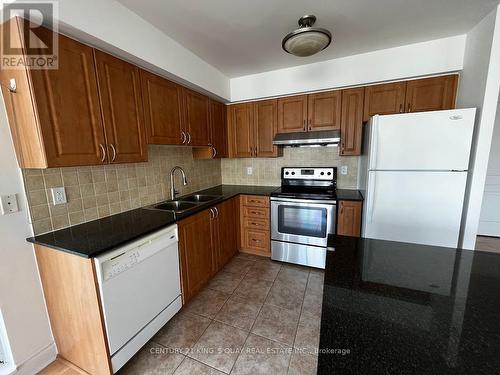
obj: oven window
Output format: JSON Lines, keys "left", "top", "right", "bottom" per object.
{"left": 278, "top": 205, "right": 327, "bottom": 238}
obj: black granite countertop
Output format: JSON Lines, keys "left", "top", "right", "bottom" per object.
{"left": 336, "top": 189, "right": 364, "bottom": 201}
{"left": 318, "top": 235, "right": 500, "bottom": 374}
{"left": 27, "top": 184, "right": 279, "bottom": 258}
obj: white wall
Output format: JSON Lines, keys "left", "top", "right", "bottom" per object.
{"left": 53, "top": 0, "right": 230, "bottom": 101}
{"left": 458, "top": 5, "right": 500, "bottom": 249}
{"left": 0, "top": 91, "right": 55, "bottom": 374}
{"left": 478, "top": 100, "right": 500, "bottom": 236}
{"left": 230, "top": 35, "right": 466, "bottom": 102}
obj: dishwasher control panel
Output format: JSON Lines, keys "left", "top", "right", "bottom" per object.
{"left": 103, "top": 250, "right": 142, "bottom": 280}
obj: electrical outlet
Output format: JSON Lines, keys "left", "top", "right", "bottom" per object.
{"left": 51, "top": 187, "right": 67, "bottom": 205}
{"left": 246, "top": 167, "right": 253, "bottom": 176}
{"left": 340, "top": 165, "right": 348, "bottom": 175}
{"left": 0, "top": 194, "right": 19, "bottom": 215}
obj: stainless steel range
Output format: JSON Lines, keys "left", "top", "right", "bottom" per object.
{"left": 271, "top": 167, "right": 337, "bottom": 269}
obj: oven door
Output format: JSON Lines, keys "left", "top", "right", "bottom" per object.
{"left": 271, "top": 197, "right": 336, "bottom": 247}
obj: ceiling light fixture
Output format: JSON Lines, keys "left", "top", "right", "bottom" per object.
{"left": 282, "top": 15, "right": 332, "bottom": 57}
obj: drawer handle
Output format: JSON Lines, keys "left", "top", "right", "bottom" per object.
{"left": 252, "top": 239, "right": 261, "bottom": 243}
{"left": 251, "top": 222, "right": 259, "bottom": 226}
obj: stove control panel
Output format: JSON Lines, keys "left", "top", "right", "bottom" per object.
{"left": 282, "top": 167, "right": 336, "bottom": 180}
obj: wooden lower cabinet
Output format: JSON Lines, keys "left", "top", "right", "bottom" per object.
{"left": 178, "top": 197, "right": 239, "bottom": 304}
{"left": 239, "top": 195, "right": 271, "bottom": 256}
{"left": 337, "top": 200, "right": 363, "bottom": 237}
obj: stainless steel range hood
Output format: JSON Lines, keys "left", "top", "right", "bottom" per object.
{"left": 272, "top": 130, "right": 340, "bottom": 146}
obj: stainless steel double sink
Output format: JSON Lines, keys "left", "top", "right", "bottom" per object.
{"left": 146, "top": 194, "right": 221, "bottom": 214}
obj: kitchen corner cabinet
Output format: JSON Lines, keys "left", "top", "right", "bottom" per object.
{"left": 182, "top": 88, "right": 210, "bottom": 146}
{"left": 94, "top": 51, "right": 147, "bottom": 163}
{"left": 178, "top": 197, "right": 238, "bottom": 304}
{"left": 228, "top": 101, "right": 281, "bottom": 158}
{"left": 192, "top": 99, "right": 228, "bottom": 159}
{"left": 141, "top": 70, "right": 184, "bottom": 145}
{"left": 363, "top": 75, "right": 458, "bottom": 121}
{"left": 0, "top": 18, "right": 147, "bottom": 168}
{"left": 337, "top": 200, "right": 363, "bottom": 237}
{"left": 340, "top": 88, "right": 364, "bottom": 156}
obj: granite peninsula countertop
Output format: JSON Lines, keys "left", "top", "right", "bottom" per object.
{"left": 318, "top": 235, "right": 500, "bottom": 374}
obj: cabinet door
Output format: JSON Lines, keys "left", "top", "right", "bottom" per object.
{"left": 405, "top": 75, "right": 458, "bottom": 113}
{"left": 209, "top": 99, "right": 228, "bottom": 158}
{"left": 140, "top": 70, "right": 183, "bottom": 145}
{"left": 340, "top": 88, "right": 364, "bottom": 156}
{"left": 94, "top": 51, "right": 147, "bottom": 163}
{"left": 277, "top": 95, "right": 308, "bottom": 133}
{"left": 228, "top": 103, "right": 254, "bottom": 157}
{"left": 363, "top": 82, "right": 406, "bottom": 122}
{"left": 183, "top": 89, "right": 210, "bottom": 146}
{"left": 178, "top": 209, "right": 214, "bottom": 304}
{"left": 254, "top": 99, "right": 281, "bottom": 157}
{"left": 337, "top": 201, "right": 363, "bottom": 237}
{"left": 216, "top": 198, "right": 238, "bottom": 270}
{"left": 29, "top": 30, "right": 107, "bottom": 167}
{"left": 307, "top": 91, "right": 341, "bottom": 131}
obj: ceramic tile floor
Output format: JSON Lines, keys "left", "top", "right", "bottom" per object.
{"left": 475, "top": 235, "right": 500, "bottom": 254}
{"left": 117, "top": 252, "right": 324, "bottom": 375}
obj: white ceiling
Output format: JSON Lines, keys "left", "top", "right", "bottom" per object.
{"left": 117, "top": 0, "right": 498, "bottom": 78}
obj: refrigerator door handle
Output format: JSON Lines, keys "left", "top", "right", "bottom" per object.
{"left": 367, "top": 172, "right": 376, "bottom": 224}
{"left": 370, "top": 117, "right": 379, "bottom": 170}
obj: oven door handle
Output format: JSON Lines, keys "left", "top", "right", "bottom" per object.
{"left": 270, "top": 197, "right": 336, "bottom": 206}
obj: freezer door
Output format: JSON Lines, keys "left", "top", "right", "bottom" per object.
{"left": 362, "top": 171, "right": 467, "bottom": 248}
{"left": 370, "top": 109, "right": 476, "bottom": 171}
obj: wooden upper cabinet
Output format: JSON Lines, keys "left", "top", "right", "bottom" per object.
{"left": 209, "top": 99, "right": 228, "bottom": 158}
{"left": 1, "top": 20, "right": 107, "bottom": 168}
{"left": 277, "top": 95, "right": 308, "bottom": 133}
{"left": 182, "top": 89, "right": 210, "bottom": 146}
{"left": 228, "top": 103, "right": 254, "bottom": 157}
{"left": 178, "top": 209, "right": 214, "bottom": 304}
{"left": 307, "top": 91, "right": 342, "bottom": 131}
{"left": 363, "top": 82, "right": 406, "bottom": 122}
{"left": 340, "top": 88, "right": 364, "bottom": 156}
{"left": 254, "top": 99, "right": 281, "bottom": 157}
{"left": 337, "top": 200, "right": 363, "bottom": 237}
{"left": 140, "top": 70, "right": 183, "bottom": 145}
{"left": 405, "top": 75, "right": 458, "bottom": 113}
{"left": 94, "top": 50, "right": 147, "bottom": 163}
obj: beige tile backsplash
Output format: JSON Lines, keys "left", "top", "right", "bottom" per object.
{"left": 23, "top": 146, "right": 358, "bottom": 235}
{"left": 221, "top": 147, "right": 359, "bottom": 188}
{"left": 23, "top": 146, "right": 221, "bottom": 235}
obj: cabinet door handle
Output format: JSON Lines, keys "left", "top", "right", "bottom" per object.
{"left": 214, "top": 206, "right": 219, "bottom": 218}
{"left": 187, "top": 132, "right": 192, "bottom": 144}
{"left": 181, "top": 131, "right": 187, "bottom": 144}
{"left": 212, "top": 146, "right": 217, "bottom": 158}
{"left": 303, "top": 119, "right": 306, "bottom": 131}
{"left": 109, "top": 144, "right": 117, "bottom": 162}
{"left": 99, "top": 144, "right": 106, "bottom": 162}
{"left": 399, "top": 103, "right": 403, "bottom": 113}
{"left": 209, "top": 208, "right": 215, "bottom": 219}
{"left": 8, "top": 78, "right": 16, "bottom": 93}
{"left": 407, "top": 103, "right": 411, "bottom": 112}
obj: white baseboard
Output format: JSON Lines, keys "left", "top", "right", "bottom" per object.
{"left": 10, "top": 342, "right": 57, "bottom": 375}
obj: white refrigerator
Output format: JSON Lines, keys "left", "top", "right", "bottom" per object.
{"left": 359, "top": 108, "right": 476, "bottom": 248}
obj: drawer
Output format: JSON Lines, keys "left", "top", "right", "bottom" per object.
{"left": 242, "top": 206, "right": 269, "bottom": 219}
{"left": 243, "top": 230, "right": 270, "bottom": 252}
{"left": 241, "top": 195, "right": 269, "bottom": 208}
{"left": 243, "top": 217, "right": 269, "bottom": 231}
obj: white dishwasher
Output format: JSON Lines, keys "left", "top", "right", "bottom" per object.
{"left": 94, "top": 224, "right": 182, "bottom": 373}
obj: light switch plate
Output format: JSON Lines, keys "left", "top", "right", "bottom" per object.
{"left": 51, "top": 187, "right": 67, "bottom": 205}
{"left": 340, "top": 166, "right": 348, "bottom": 175}
{"left": 0, "top": 194, "right": 19, "bottom": 215}
{"left": 246, "top": 167, "right": 253, "bottom": 176}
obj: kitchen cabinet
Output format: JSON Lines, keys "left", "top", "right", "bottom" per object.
{"left": 307, "top": 91, "right": 342, "bottom": 131}
{"left": 239, "top": 195, "right": 271, "bottom": 256}
{"left": 337, "top": 200, "right": 363, "bottom": 237}
{"left": 363, "top": 82, "right": 406, "bottom": 122}
{"left": 227, "top": 100, "right": 282, "bottom": 158}
{"left": 178, "top": 209, "right": 214, "bottom": 303}
{"left": 340, "top": 88, "right": 365, "bottom": 156}
{"left": 0, "top": 19, "right": 107, "bottom": 168}
{"left": 277, "top": 95, "right": 308, "bottom": 133}
{"left": 228, "top": 103, "right": 254, "bottom": 157}
{"left": 140, "top": 70, "right": 184, "bottom": 145}
{"left": 192, "top": 99, "right": 228, "bottom": 159}
{"left": 363, "top": 75, "right": 458, "bottom": 121}
{"left": 212, "top": 198, "right": 239, "bottom": 270}
{"left": 94, "top": 51, "right": 147, "bottom": 163}
{"left": 182, "top": 88, "right": 210, "bottom": 146}
{"left": 405, "top": 75, "right": 458, "bottom": 113}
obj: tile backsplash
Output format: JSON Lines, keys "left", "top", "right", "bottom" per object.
{"left": 221, "top": 147, "right": 359, "bottom": 188}
{"left": 23, "top": 146, "right": 221, "bottom": 235}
